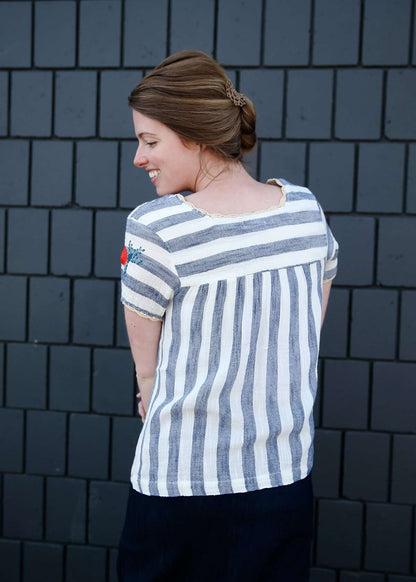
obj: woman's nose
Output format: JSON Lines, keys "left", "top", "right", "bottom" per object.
{"left": 134, "top": 147, "right": 148, "bottom": 168}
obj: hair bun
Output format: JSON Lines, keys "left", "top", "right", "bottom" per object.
{"left": 129, "top": 50, "right": 258, "bottom": 162}
{"left": 240, "top": 98, "right": 257, "bottom": 154}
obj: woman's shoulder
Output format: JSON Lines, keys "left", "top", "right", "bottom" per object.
{"left": 270, "top": 178, "right": 317, "bottom": 202}
{"left": 127, "top": 194, "right": 182, "bottom": 225}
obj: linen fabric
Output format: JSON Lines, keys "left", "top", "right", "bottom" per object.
{"left": 120, "top": 178, "right": 339, "bottom": 497}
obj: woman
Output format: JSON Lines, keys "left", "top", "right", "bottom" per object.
{"left": 118, "top": 50, "right": 338, "bottom": 581}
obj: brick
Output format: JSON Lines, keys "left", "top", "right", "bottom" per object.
{"left": 0, "top": 2, "right": 31, "bottom": 67}
{"left": 217, "top": 0, "right": 261, "bottom": 65}
{"left": 340, "top": 573, "right": 384, "bottom": 582}
{"left": 26, "top": 411, "right": 66, "bottom": 476}
{"left": 117, "top": 282, "right": 130, "bottom": 347}
{"left": 23, "top": 542, "right": 63, "bottom": 582}
{"left": 49, "top": 346, "right": 90, "bottom": 412}
{"left": 308, "top": 144, "right": 354, "bottom": 213}
{"left": 323, "top": 360, "right": 369, "bottom": 430}
{"left": 286, "top": 70, "right": 333, "bottom": 139}
{"left": 3, "top": 474, "right": 43, "bottom": 539}
{"left": 0, "top": 72, "right": 8, "bottom": 135}
{"left": 386, "top": 71, "right": 416, "bottom": 139}
{"left": 329, "top": 216, "right": 374, "bottom": 286}
{"left": 75, "top": 142, "right": 118, "bottom": 207}
{"left": 0, "top": 540, "right": 20, "bottom": 582}
{"left": 65, "top": 546, "right": 106, "bottom": 582}
{"left": 55, "top": 72, "right": 97, "bottom": 138}
{"left": 363, "top": 0, "right": 411, "bottom": 65}
{"left": 372, "top": 362, "right": 416, "bottom": 432}
{"left": 119, "top": 141, "right": 155, "bottom": 208}
{"left": 351, "top": 289, "right": 397, "bottom": 359}
{"left": 0, "top": 409, "right": 24, "bottom": 472}
{"left": 170, "top": 0, "right": 214, "bottom": 54}
{"left": 89, "top": 481, "right": 129, "bottom": 546}
{"left": 260, "top": 142, "right": 306, "bottom": 185}
{"left": 7, "top": 343, "right": 47, "bottom": 409}
{"left": 94, "top": 211, "right": 127, "bottom": 277}
{"left": 313, "top": 360, "right": 324, "bottom": 427}
{"left": 73, "top": 279, "right": 115, "bottom": 346}
{"left": 68, "top": 414, "right": 109, "bottom": 479}
{"left": 0, "top": 209, "right": 4, "bottom": 272}
{"left": 92, "top": 348, "right": 134, "bottom": 414}
{"left": 0, "top": 140, "right": 29, "bottom": 205}
{"left": 400, "top": 291, "right": 416, "bottom": 360}
{"left": 264, "top": 0, "right": 310, "bottom": 65}
{"left": 407, "top": 144, "right": 416, "bottom": 213}
{"left": 391, "top": 435, "right": 416, "bottom": 504}
{"left": 365, "top": 503, "right": 412, "bottom": 573}
{"left": 34, "top": 1, "right": 76, "bottom": 67}
{"left": 240, "top": 70, "right": 284, "bottom": 138}
{"left": 414, "top": 7, "right": 416, "bottom": 65}
{"left": 310, "top": 569, "right": 336, "bottom": 582}
{"left": 51, "top": 210, "right": 93, "bottom": 276}
{"left": 414, "top": 540, "right": 416, "bottom": 578}
{"left": 109, "top": 549, "right": 118, "bottom": 582}
{"left": 11, "top": 72, "right": 52, "bottom": 137}
{"left": 123, "top": 0, "right": 167, "bottom": 67}
{"left": 378, "top": 217, "right": 416, "bottom": 286}
{"left": 343, "top": 432, "right": 389, "bottom": 502}
{"left": 0, "top": 344, "right": 4, "bottom": 403}
{"left": 29, "top": 277, "right": 70, "bottom": 343}
{"left": 100, "top": 71, "right": 143, "bottom": 138}
{"left": 0, "top": 277, "right": 26, "bottom": 341}
{"left": 46, "top": 477, "right": 86, "bottom": 543}
{"left": 31, "top": 141, "right": 73, "bottom": 207}
{"left": 320, "top": 289, "right": 349, "bottom": 358}
{"left": 335, "top": 70, "right": 382, "bottom": 139}
{"left": 8, "top": 208, "right": 49, "bottom": 275}
{"left": 313, "top": 0, "right": 360, "bottom": 65}
{"left": 79, "top": 1, "right": 121, "bottom": 67}
{"left": 312, "top": 429, "right": 341, "bottom": 498}
{"left": 316, "top": 499, "right": 362, "bottom": 568}
{"left": 112, "top": 417, "right": 141, "bottom": 481}
{"left": 357, "top": 144, "right": 405, "bottom": 213}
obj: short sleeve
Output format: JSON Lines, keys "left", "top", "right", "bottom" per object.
{"left": 317, "top": 202, "right": 339, "bottom": 281}
{"left": 324, "top": 222, "right": 339, "bottom": 281}
{"left": 120, "top": 216, "right": 179, "bottom": 320}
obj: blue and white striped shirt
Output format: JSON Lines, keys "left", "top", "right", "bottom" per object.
{"left": 121, "top": 179, "right": 339, "bottom": 497}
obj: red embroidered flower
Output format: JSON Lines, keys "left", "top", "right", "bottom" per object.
{"left": 120, "top": 246, "right": 128, "bottom": 266}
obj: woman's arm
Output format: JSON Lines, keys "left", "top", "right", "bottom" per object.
{"left": 321, "top": 279, "right": 333, "bottom": 328}
{"left": 123, "top": 306, "right": 163, "bottom": 416}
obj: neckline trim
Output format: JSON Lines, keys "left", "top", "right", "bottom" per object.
{"left": 175, "top": 178, "right": 287, "bottom": 218}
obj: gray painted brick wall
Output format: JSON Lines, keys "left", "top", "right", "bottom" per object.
{"left": 1, "top": 1, "right": 415, "bottom": 580}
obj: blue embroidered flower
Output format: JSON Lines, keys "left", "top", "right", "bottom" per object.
{"left": 120, "top": 241, "right": 145, "bottom": 273}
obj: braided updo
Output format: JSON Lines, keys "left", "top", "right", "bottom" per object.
{"left": 128, "top": 50, "right": 257, "bottom": 162}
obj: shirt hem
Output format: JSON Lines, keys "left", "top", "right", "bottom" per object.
{"left": 121, "top": 299, "right": 163, "bottom": 321}
{"left": 131, "top": 468, "right": 312, "bottom": 497}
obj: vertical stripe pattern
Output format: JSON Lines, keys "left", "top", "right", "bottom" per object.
{"left": 122, "top": 180, "right": 339, "bottom": 496}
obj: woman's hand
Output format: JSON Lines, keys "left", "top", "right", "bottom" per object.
{"left": 137, "top": 392, "right": 146, "bottom": 421}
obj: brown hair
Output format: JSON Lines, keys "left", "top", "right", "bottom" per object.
{"left": 128, "top": 50, "right": 257, "bottom": 162}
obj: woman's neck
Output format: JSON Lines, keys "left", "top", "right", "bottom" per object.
{"left": 194, "top": 159, "right": 254, "bottom": 194}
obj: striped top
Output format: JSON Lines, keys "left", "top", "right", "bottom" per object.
{"left": 120, "top": 178, "right": 339, "bottom": 497}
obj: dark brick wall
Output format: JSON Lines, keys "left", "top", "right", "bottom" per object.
{"left": 0, "top": 1, "right": 415, "bottom": 580}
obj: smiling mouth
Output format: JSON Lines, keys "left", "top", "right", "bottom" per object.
{"left": 148, "top": 170, "right": 160, "bottom": 181}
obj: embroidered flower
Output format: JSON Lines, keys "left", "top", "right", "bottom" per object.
{"left": 120, "top": 241, "right": 145, "bottom": 273}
